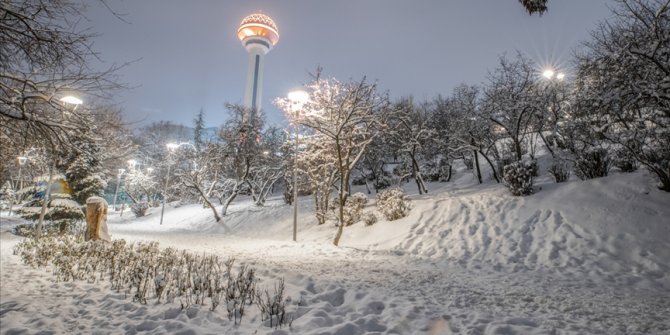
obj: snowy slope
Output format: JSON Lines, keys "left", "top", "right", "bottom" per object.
{"left": 1, "top": 169, "right": 669, "bottom": 334}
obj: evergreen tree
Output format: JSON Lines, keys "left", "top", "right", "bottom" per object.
{"left": 193, "top": 108, "right": 206, "bottom": 152}
{"left": 64, "top": 139, "right": 107, "bottom": 204}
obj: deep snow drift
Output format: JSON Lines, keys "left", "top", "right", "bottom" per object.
{"left": 1, "top": 169, "right": 669, "bottom": 334}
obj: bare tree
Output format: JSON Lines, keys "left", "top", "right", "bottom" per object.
{"left": 574, "top": 0, "right": 670, "bottom": 191}
{"left": 481, "top": 53, "right": 540, "bottom": 163}
{"left": 388, "top": 97, "right": 436, "bottom": 194}
{"left": 278, "top": 75, "right": 388, "bottom": 246}
{"left": 1, "top": 0, "right": 124, "bottom": 153}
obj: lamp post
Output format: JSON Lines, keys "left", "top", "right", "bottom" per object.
{"left": 112, "top": 168, "right": 126, "bottom": 211}
{"left": 287, "top": 90, "right": 309, "bottom": 242}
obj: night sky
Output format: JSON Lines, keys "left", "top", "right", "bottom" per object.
{"left": 85, "top": 0, "right": 612, "bottom": 128}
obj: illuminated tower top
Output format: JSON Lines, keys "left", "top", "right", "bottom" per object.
{"left": 237, "top": 12, "right": 280, "bottom": 53}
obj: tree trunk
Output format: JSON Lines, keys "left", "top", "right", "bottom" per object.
{"left": 192, "top": 182, "right": 221, "bottom": 222}
{"left": 479, "top": 150, "right": 500, "bottom": 183}
{"left": 36, "top": 165, "right": 54, "bottom": 238}
{"left": 473, "top": 149, "right": 482, "bottom": 184}
{"left": 411, "top": 155, "right": 427, "bottom": 195}
{"left": 537, "top": 131, "right": 555, "bottom": 157}
{"left": 446, "top": 163, "right": 453, "bottom": 182}
{"left": 221, "top": 188, "right": 239, "bottom": 216}
{"left": 514, "top": 139, "right": 523, "bottom": 161}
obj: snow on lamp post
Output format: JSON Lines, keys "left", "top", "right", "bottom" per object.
{"left": 287, "top": 90, "right": 309, "bottom": 242}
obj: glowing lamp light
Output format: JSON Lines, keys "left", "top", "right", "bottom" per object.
{"left": 288, "top": 90, "right": 309, "bottom": 105}
{"left": 60, "top": 96, "right": 83, "bottom": 105}
{"left": 542, "top": 69, "right": 555, "bottom": 79}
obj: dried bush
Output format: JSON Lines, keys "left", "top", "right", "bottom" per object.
{"left": 256, "top": 278, "right": 292, "bottom": 329}
{"left": 12, "top": 236, "right": 291, "bottom": 327}
{"left": 376, "top": 188, "right": 411, "bottom": 221}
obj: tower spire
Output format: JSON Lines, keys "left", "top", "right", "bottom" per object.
{"left": 237, "top": 12, "right": 279, "bottom": 116}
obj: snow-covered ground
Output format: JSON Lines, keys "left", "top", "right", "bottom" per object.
{"left": 2, "top": 169, "right": 670, "bottom": 334}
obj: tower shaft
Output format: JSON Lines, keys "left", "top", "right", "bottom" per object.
{"left": 243, "top": 45, "right": 266, "bottom": 114}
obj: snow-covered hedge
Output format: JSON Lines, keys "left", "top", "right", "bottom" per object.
{"left": 376, "top": 189, "right": 411, "bottom": 221}
{"left": 503, "top": 161, "right": 534, "bottom": 196}
{"left": 13, "top": 236, "right": 296, "bottom": 329}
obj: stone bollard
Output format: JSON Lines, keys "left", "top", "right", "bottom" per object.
{"left": 85, "top": 196, "right": 111, "bottom": 242}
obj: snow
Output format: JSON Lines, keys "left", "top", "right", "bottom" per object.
{"left": 1, "top": 170, "right": 670, "bottom": 334}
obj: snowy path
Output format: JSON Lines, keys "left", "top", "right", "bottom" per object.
{"left": 106, "top": 229, "right": 670, "bottom": 335}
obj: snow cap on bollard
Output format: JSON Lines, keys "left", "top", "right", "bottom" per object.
{"left": 85, "top": 196, "right": 111, "bottom": 242}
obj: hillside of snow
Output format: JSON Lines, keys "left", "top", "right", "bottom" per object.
{"left": 2, "top": 169, "right": 669, "bottom": 334}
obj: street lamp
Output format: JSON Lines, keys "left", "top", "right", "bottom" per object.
{"left": 59, "top": 95, "right": 83, "bottom": 113}
{"left": 159, "top": 142, "right": 195, "bottom": 225}
{"left": 287, "top": 90, "right": 309, "bottom": 242}
{"left": 112, "top": 168, "right": 126, "bottom": 211}
{"left": 542, "top": 68, "right": 565, "bottom": 81}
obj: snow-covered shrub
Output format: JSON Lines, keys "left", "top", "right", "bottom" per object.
{"left": 549, "top": 160, "right": 570, "bottom": 183}
{"left": 351, "top": 175, "right": 368, "bottom": 186}
{"left": 361, "top": 212, "right": 378, "bottom": 226}
{"left": 131, "top": 202, "right": 149, "bottom": 217}
{"left": 373, "top": 175, "right": 392, "bottom": 191}
{"left": 376, "top": 188, "right": 411, "bottom": 221}
{"left": 497, "top": 156, "right": 516, "bottom": 179}
{"left": 528, "top": 159, "right": 539, "bottom": 177}
{"left": 463, "top": 156, "right": 474, "bottom": 170}
{"left": 612, "top": 147, "right": 639, "bottom": 173}
{"left": 424, "top": 159, "right": 452, "bottom": 182}
{"left": 503, "top": 161, "right": 534, "bottom": 196}
{"left": 16, "top": 193, "right": 85, "bottom": 235}
{"left": 575, "top": 148, "right": 610, "bottom": 180}
{"left": 0, "top": 182, "right": 15, "bottom": 208}
{"left": 330, "top": 192, "right": 368, "bottom": 226}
